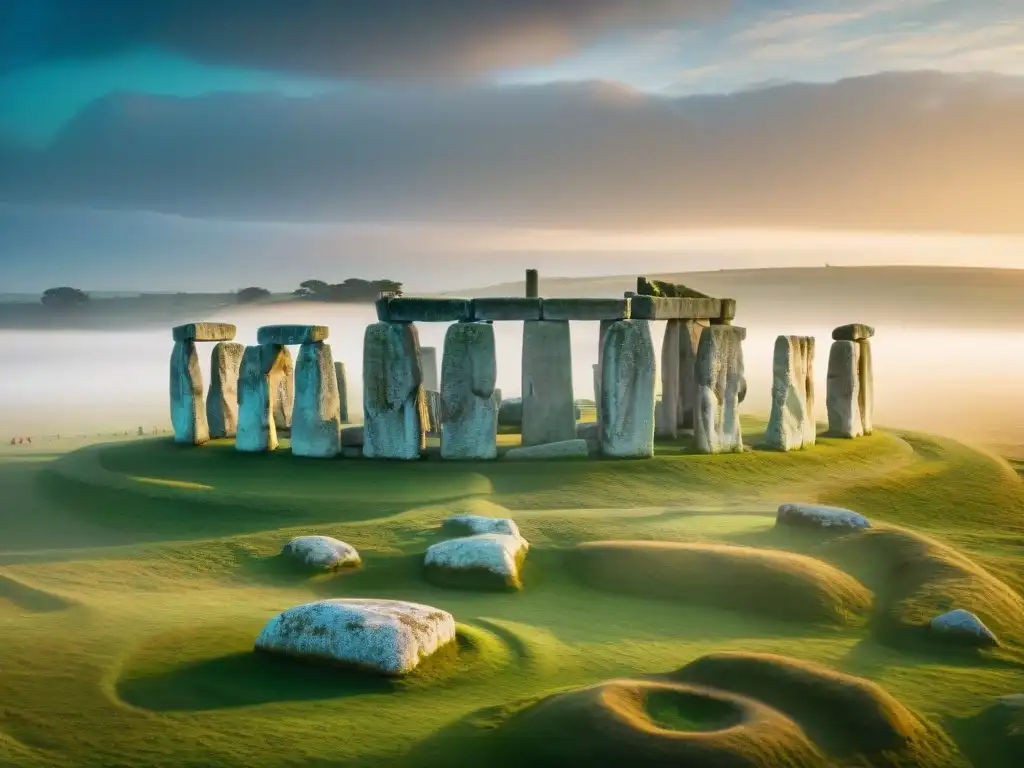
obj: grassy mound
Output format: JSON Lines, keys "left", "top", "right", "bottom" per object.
{"left": 671, "top": 652, "right": 966, "bottom": 767}
{"left": 0, "top": 572, "right": 74, "bottom": 613}
{"left": 569, "top": 541, "right": 873, "bottom": 625}
{"left": 953, "top": 696, "right": 1024, "bottom": 768}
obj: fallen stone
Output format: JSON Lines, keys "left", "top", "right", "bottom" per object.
{"left": 282, "top": 536, "right": 361, "bottom": 571}
{"left": 629, "top": 296, "right": 722, "bottom": 321}
{"left": 362, "top": 322, "right": 427, "bottom": 459}
{"left": 472, "top": 297, "right": 543, "bottom": 321}
{"left": 600, "top": 321, "right": 656, "bottom": 458}
{"left": 273, "top": 346, "right": 294, "bottom": 432}
{"left": 929, "top": 609, "right": 999, "bottom": 647}
{"left": 169, "top": 340, "right": 209, "bottom": 445}
{"left": 443, "top": 514, "right": 521, "bottom": 538}
{"left": 826, "top": 341, "right": 863, "bottom": 438}
{"left": 504, "top": 439, "right": 589, "bottom": 460}
{"left": 693, "top": 325, "right": 747, "bottom": 454}
{"left": 420, "top": 346, "right": 439, "bottom": 392}
{"left": 424, "top": 533, "right": 529, "bottom": 590}
{"left": 775, "top": 503, "right": 870, "bottom": 530}
{"left": 236, "top": 344, "right": 292, "bottom": 452}
{"left": 765, "top": 335, "right": 816, "bottom": 451}
{"left": 636, "top": 277, "right": 710, "bottom": 299}
{"left": 257, "top": 325, "right": 329, "bottom": 346}
{"left": 172, "top": 322, "right": 236, "bottom": 342}
{"left": 387, "top": 297, "right": 473, "bottom": 323}
{"left": 521, "top": 321, "right": 576, "bottom": 446}
{"left": 341, "top": 426, "right": 364, "bottom": 447}
{"left": 206, "top": 342, "right": 245, "bottom": 439}
{"left": 541, "top": 298, "right": 630, "bottom": 321}
{"left": 255, "top": 598, "right": 456, "bottom": 676}
{"left": 440, "top": 322, "right": 498, "bottom": 460}
{"left": 832, "top": 323, "right": 875, "bottom": 342}
{"left": 291, "top": 342, "right": 341, "bottom": 458}
{"left": 858, "top": 340, "right": 874, "bottom": 436}
{"left": 335, "top": 361, "right": 350, "bottom": 423}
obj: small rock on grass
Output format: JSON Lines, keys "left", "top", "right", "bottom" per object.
{"left": 929, "top": 608, "right": 999, "bottom": 647}
{"left": 425, "top": 533, "right": 529, "bottom": 590}
{"left": 282, "top": 536, "right": 361, "bottom": 571}
{"left": 444, "top": 514, "right": 521, "bottom": 538}
{"left": 776, "top": 503, "right": 870, "bottom": 530}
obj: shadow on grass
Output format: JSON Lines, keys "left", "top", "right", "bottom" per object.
{"left": 0, "top": 573, "right": 74, "bottom": 612}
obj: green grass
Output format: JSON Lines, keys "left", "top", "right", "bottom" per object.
{"left": 1, "top": 417, "right": 1023, "bottom": 766}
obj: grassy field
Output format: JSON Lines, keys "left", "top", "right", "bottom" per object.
{"left": 1, "top": 418, "right": 1023, "bottom": 766}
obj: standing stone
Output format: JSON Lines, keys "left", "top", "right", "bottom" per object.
{"left": 170, "top": 340, "right": 209, "bottom": 445}
{"left": 206, "top": 342, "right": 245, "bottom": 439}
{"left": 292, "top": 341, "right": 341, "bottom": 458}
{"left": 273, "top": 346, "right": 294, "bottom": 432}
{"left": 765, "top": 336, "right": 816, "bottom": 451}
{"left": 677, "top": 320, "right": 708, "bottom": 430}
{"left": 521, "top": 321, "right": 576, "bottom": 446}
{"left": 236, "top": 344, "right": 292, "bottom": 452}
{"left": 420, "top": 347, "right": 440, "bottom": 392}
{"left": 592, "top": 364, "right": 601, "bottom": 405}
{"left": 826, "top": 341, "right": 863, "bottom": 438}
{"left": 858, "top": 340, "right": 874, "bottom": 436}
{"left": 600, "top": 321, "right": 656, "bottom": 458}
{"left": 656, "top": 320, "right": 682, "bottom": 439}
{"left": 525, "top": 269, "right": 539, "bottom": 298}
{"left": 424, "top": 390, "right": 443, "bottom": 436}
{"left": 334, "top": 361, "right": 350, "bottom": 424}
{"left": 363, "top": 322, "right": 427, "bottom": 460}
{"left": 693, "top": 325, "right": 747, "bottom": 454}
{"left": 441, "top": 322, "right": 498, "bottom": 460}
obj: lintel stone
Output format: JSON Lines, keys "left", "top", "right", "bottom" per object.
{"left": 629, "top": 296, "right": 721, "bottom": 320}
{"left": 387, "top": 297, "right": 473, "bottom": 323}
{"left": 473, "top": 297, "right": 543, "bottom": 321}
{"left": 541, "top": 298, "right": 630, "bottom": 321}
{"left": 257, "top": 325, "right": 329, "bottom": 345}
{"left": 832, "top": 323, "right": 875, "bottom": 341}
{"left": 172, "top": 322, "right": 236, "bottom": 342}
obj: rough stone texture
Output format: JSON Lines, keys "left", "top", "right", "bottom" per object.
{"left": 472, "top": 297, "right": 543, "bottom": 321}
{"left": 291, "top": 342, "right": 341, "bottom": 458}
{"left": 236, "top": 344, "right": 292, "bottom": 452}
{"left": 440, "top": 322, "right": 498, "bottom": 460}
{"left": 341, "top": 425, "right": 364, "bottom": 447}
{"left": 636, "top": 277, "right": 710, "bottom": 298}
{"left": 629, "top": 296, "right": 722, "bottom": 321}
{"left": 334, "top": 361, "right": 350, "bottom": 423}
{"left": 929, "top": 609, "right": 999, "bottom": 647}
{"left": 693, "top": 325, "right": 747, "bottom": 454}
{"left": 423, "top": 390, "right": 442, "bottom": 435}
{"left": 600, "top": 321, "right": 656, "bottom": 458}
{"left": 420, "top": 347, "right": 439, "bottom": 392}
{"left": 172, "top": 322, "right": 236, "bottom": 342}
{"left": 656, "top": 320, "right": 683, "bottom": 439}
{"left": 257, "top": 325, "right": 330, "bottom": 345}
{"left": 255, "top": 599, "right": 456, "bottom": 676}
{"left": 504, "top": 439, "right": 589, "bottom": 460}
{"left": 521, "top": 321, "right": 576, "bottom": 446}
{"left": 541, "top": 298, "right": 630, "bottom": 321}
{"left": 775, "top": 503, "right": 870, "bottom": 530}
{"left": 387, "top": 298, "right": 473, "bottom": 323}
{"left": 362, "top": 322, "right": 427, "bottom": 460}
{"left": 425, "top": 534, "right": 529, "bottom": 587}
{"left": 206, "top": 342, "right": 245, "bottom": 439}
{"left": 677, "top": 320, "right": 708, "bottom": 430}
{"left": 341, "top": 446, "right": 362, "bottom": 458}
{"left": 273, "top": 346, "right": 294, "bottom": 432}
{"left": 444, "top": 514, "right": 521, "bottom": 538}
{"left": 713, "top": 298, "right": 738, "bottom": 325}
{"left": 282, "top": 536, "right": 360, "bottom": 571}
{"left": 858, "top": 340, "right": 874, "bottom": 436}
{"left": 832, "top": 323, "right": 875, "bottom": 341}
{"left": 826, "top": 341, "right": 864, "bottom": 438}
{"left": 169, "top": 340, "right": 209, "bottom": 445}
{"left": 764, "top": 335, "right": 816, "bottom": 451}
{"left": 375, "top": 296, "right": 391, "bottom": 321}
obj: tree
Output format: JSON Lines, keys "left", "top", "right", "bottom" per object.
{"left": 237, "top": 286, "right": 271, "bottom": 304}
{"left": 41, "top": 287, "right": 89, "bottom": 308}
{"left": 293, "top": 278, "right": 404, "bottom": 302}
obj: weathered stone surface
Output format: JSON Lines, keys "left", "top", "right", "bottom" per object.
{"left": 714, "top": 298, "right": 738, "bottom": 325}
{"left": 521, "top": 321, "right": 576, "bottom": 446}
{"left": 341, "top": 425, "right": 364, "bottom": 447}
{"left": 387, "top": 298, "right": 473, "bottom": 323}
{"left": 423, "top": 390, "right": 442, "bottom": 435}
{"left": 472, "top": 297, "right": 543, "bottom": 321}
{"left": 775, "top": 503, "right": 870, "bottom": 530}
{"left": 362, "top": 322, "right": 427, "bottom": 460}
{"left": 334, "top": 361, "right": 350, "bottom": 423}
{"left": 441, "top": 322, "right": 498, "bottom": 460}
{"left": 600, "top": 321, "right": 656, "bottom": 458}
{"left": 677, "top": 320, "right": 707, "bottom": 430}
{"left": 594, "top": 320, "right": 615, "bottom": 435}
{"left": 341, "top": 446, "right": 362, "bottom": 458}
{"left": 425, "top": 534, "right": 529, "bottom": 589}
{"left": 504, "top": 439, "right": 589, "bottom": 460}
{"left": 170, "top": 340, "right": 209, "bottom": 445}
{"left": 255, "top": 599, "right": 456, "bottom": 676}
{"left": 257, "top": 325, "right": 329, "bottom": 345}
{"left": 541, "top": 298, "right": 630, "bottom": 321}
{"left": 172, "top": 322, "right": 236, "bottom": 342}
{"left": 525, "top": 269, "right": 539, "bottom": 298}
{"left": 420, "top": 347, "right": 439, "bottom": 391}
{"left": 206, "top": 342, "right": 245, "bottom": 439}
{"left": 375, "top": 295, "right": 391, "bottom": 321}
{"left": 929, "top": 609, "right": 999, "bottom": 647}
{"left": 291, "top": 342, "right": 341, "bottom": 458}
{"left": 629, "top": 296, "right": 722, "bottom": 321}
{"left": 656, "top": 320, "right": 682, "bottom": 439}
{"left": 693, "top": 325, "right": 747, "bottom": 454}
{"left": 636, "top": 277, "right": 710, "bottom": 299}
{"left": 236, "top": 344, "right": 292, "bottom": 452}
{"left": 444, "top": 514, "right": 521, "bottom": 537}
{"left": 282, "top": 536, "right": 360, "bottom": 571}
{"left": 858, "top": 340, "right": 874, "bottom": 436}
{"left": 765, "top": 335, "right": 816, "bottom": 451}
{"left": 273, "top": 346, "right": 294, "bottom": 431}
{"left": 826, "top": 341, "right": 863, "bottom": 438}
{"left": 832, "top": 323, "right": 875, "bottom": 341}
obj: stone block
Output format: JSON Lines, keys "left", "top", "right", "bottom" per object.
{"left": 636, "top": 277, "right": 710, "bottom": 298}
{"left": 628, "top": 296, "right": 722, "bottom": 320}
{"left": 693, "top": 325, "right": 747, "bottom": 454}
{"left": 206, "top": 342, "right": 245, "bottom": 439}
{"left": 472, "top": 297, "right": 543, "bottom": 322}
{"left": 521, "top": 321, "right": 576, "bottom": 446}
{"left": 375, "top": 296, "right": 391, "bottom": 321}
{"left": 541, "top": 298, "right": 630, "bottom": 321}
{"left": 335, "top": 361, "right": 350, "bottom": 423}
{"left": 504, "top": 439, "right": 589, "bottom": 460}
{"left": 257, "top": 325, "right": 329, "bottom": 345}
{"left": 362, "top": 322, "right": 427, "bottom": 459}
{"left": 172, "top": 322, "right": 236, "bottom": 342}
{"left": 713, "top": 298, "right": 738, "bottom": 325}
{"left": 764, "top": 336, "right": 816, "bottom": 451}
{"left": 677, "top": 320, "right": 708, "bottom": 430}
{"left": 420, "top": 346, "right": 439, "bottom": 391}
{"left": 832, "top": 323, "right": 875, "bottom": 341}
{"left": 341, "top": 425, "right": 364, "bottom": 447}
{"left": 169, "top": 340, "right": 209, "bottom": 445}
{"left": 441, "top": 322, "right": 498, "bottom": 460}
{"left": 387, "top": 297, "right": 473, "bottom": 323}
{"left": 291, "top": 342, "right": 341, "bottom": 458}
{"left": 858, "top": 340, "right": 874, "bottom": 436}
{"left": 273, "top": 346, "right": 294, "bottom": 431}
{"left": 826, "top": 341, "right": 863, "bottom": 438}
{"left": 600, "top": 321, "right": 656, "bottom": 458}
{"left": 236, "top": 344, "right": 292, "bottom": 452}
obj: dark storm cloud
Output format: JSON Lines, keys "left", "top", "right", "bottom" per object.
{"left": 2, "top": 71, "right": 1023, "bottom": 233}
{"left": 0, "top": 0, "right": 724, "bottom": 77}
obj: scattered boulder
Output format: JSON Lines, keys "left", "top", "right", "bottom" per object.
{"left": 600, "top": 320, "right": 656, "bottom": 458}
{"left": 826, "top": 341, "right": 863, "bottom": 438}
{"left": 504, "top": 439, "right": 589, "bottom": 460}
{"left": 425, "top": 533, "right": 529, "bottom": 590}
{"left": 440, "top": 322, "right": 498, "bottom": 460}
{"left": 776, "top": 503, "right": 870, "bottom": 530}
{"left": 930, "top": 609, "right": 999, "bottom": 647}
{"left": 693, "top": 325, "right": 747, "bottom": 454}
{"left": 291, "top": 341, "right": 341, "bottom": 458}
{"left": 362, "top": 322, "right": 427, "bottom": 460}
{"left": 765, "top": 336, "right": 816, "bottom": 451}
{"left": 206, "top": 342, "right": 245, "bottom": 439}
{"left": 282, "top": 536, "right": 361, "bottom": 571}
{"left": 255, "top": 598, "right": 456, "bottom": 676}
{"left": 521, "top": 320, "right": 576, "bottom": 446}
{"left": 443, "top": 514, "right": 521, "bottom": 538}
{"left": 169, "top": 340, "right": 209, "bottom": 445}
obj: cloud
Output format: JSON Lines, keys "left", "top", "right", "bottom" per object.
{"left": 0, "top": 0, "right": 723, "bottom": 79}
{"left": 2, "top": 71, "right": 1023, "bottom": 233}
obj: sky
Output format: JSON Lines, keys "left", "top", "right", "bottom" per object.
{"left": 1, "top": 0, "right": 1023, "bottom": 291}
